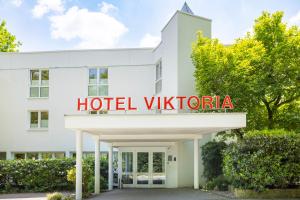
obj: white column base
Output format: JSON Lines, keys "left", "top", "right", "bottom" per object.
{"left": 76, "top": 131, "right": 83, "bottom": 200}
{"left": 108, "top": 143, "right": 113, "bottom": 190}
{"left": 94, "top": 136, "right": 100, "bottom": 194}
{"left": 194, "top": 138, "right": 199, "bottom": 189}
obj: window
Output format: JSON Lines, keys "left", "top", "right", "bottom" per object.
{"left": 15, "top": 153, "right": 25, "bottom": 160}
{"left": 41, "top": 152, "right": 52, "bottom": 159}
{"left": 30, "top": 69, "right": 49, "bottom": 98}
{"left": 88, "top": 110, "right": 108, "bottom": 115}
{"left": 88, "top": 68, "right": 108, "bottom": 96}
{"left": 155, "top": 60, "right": 162, "bottom": 94}
{"left": 27, "top": 153, "right": 39, "bottom": 160}
{"left": 30, "top": 111, "right": 48, "bottom": 129}
{"left": 0, "top": 152, "right": 6, "bottom": 160}
{"left": 54, "top": 152, "right": 65, "bottom": 159}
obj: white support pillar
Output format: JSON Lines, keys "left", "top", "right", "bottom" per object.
{"left": 76, "top": 131, "right": 83, "bottom": 200}
{"left": 94, "top": 136, "right": 100, "bottom": 194}
{"left": 194, "top": 138, "right": 199, "bottom": 189}
{"left": 108, "top": 144, "right": 113, "bottom": 190}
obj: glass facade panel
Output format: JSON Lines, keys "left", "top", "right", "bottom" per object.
{"left": 88, "top": 86, "right": 97, "bottom": 96}
{"left": 153, "top": 152, "right": 166, "bottom": 185}
{"left": 54, "top": 152, "right": 65, "bottom": 159}
{"left": 41, "top": 152, "right": 52, "bottom": 159}
{"left": 40, "top": 87, "right": 49, "bottom": 97}
{"left": 153, "top": 152, "right": 165, "bottom": 173}
{"left": 153, "top": 174, "right": 166, "bottom": 184}
{"left": 99, "top": 68, "right": 108, "bottom": 84}
{"left": 30, "top": 70, "right": 39, "bottom": 86}
{"left": 122, "top": 174, "right": 133, "bottom": 184}
{"left": 15, "top": 153, "right": 25, "bottom": 160}
{"left": 27, "top": 153, "right": 39, "bottom": 160}
{"left": 137, "top": 152, "right": 149, "bottom": 173}
{"left": 30, "top": 87, "right": 39, "bottom": 97}
{"left": 30, "top": 112, "right": 38, "bottom": 128}
{"left": 41, "top": 70, "right": 49, "bottom": 86}
{"left": 137, "top": 174, "right": 149, "bottom": 184}
{"left": 40, "top": 112, "right": 48, "bottom": 128}
{"left": 0, "top": 152, "right": 6, "bottom": 160}
{"left": 89, "top": 69, "right": 97, "bottom": 84}
{"left": 98, "top": 85, "right": 108, "bottom": 96}
{"left": 122, "top": 152, "right": 133, "bottom": 172}
{"left": 155, "top": 80, "right": 162, "bottom": 94}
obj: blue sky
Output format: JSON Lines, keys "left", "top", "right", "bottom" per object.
{"left": 1, "top": 0, "right": 300, "bottom": 52}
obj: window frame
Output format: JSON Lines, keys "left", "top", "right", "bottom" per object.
{"left": 155, "top": 59, "right": 162, "bottom": 94}
{"left": 29, "top": 68, "right": 49, "bottom": 98}
{"left": 88, "top": 67, "right": 109, "bottom": 97}
{"left": 28, "top": 110, "right": 49, "bottom": 130}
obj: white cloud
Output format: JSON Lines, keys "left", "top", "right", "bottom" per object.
{"left": 32, "top": 0, "right": 64, "bottom": 18}
{"left": 99, "top": 2, "right": 117, "bottom": 14}
{"left": 49, "top": 4, "right": 128, "bottom": 49}
{"left": 11, "top": 0, "right": 23, "bottom": 7}
{"left": 289, "top": 11, "right": 300, "bottom": 26}
{"left": 139, "top": 34, "right": 161, "bottom": 47}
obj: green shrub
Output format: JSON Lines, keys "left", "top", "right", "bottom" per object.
{"left": 203, "top": 175, "right": 230, "bottom": 191}
{"left": 47, "top": 192, "right": 63, "bottom": 200}
{"left": 212, "top": 175, "right": 230, "bottom": 191}
{"left": 63, "top": 194, "right": 74, "bottom": 200}
{"left": 201, "top": 140, "right": 227, "bottom": 181}
{"left": 0, "top": 157, "right": 108, "bottom": 194}
{"left": 223, "top": 129, "right": 300, "bottom": 192}
{"left": 0, "top": 159, "right": 75, "bottom": 193}
{"left": 67, "top": 156, "right": 108, "bottom": 196}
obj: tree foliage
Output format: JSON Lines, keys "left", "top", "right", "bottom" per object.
{"left": 0, "top": 20, "right": 21, "bottom": 52}
{"left": 191, "top": 11, "right": 300, "bottom": 132}
{"left": 201, "top": 140, "right": 227, "bottom": 181}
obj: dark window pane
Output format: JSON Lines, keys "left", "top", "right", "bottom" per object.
{"left": 0, "top": 152, "right": 6, "bottom": 160}
{"left": 30, "top": 112, "right": 38, "bottom": 128}
{"left": 30, "top": 70, "right": 39, "bottom": 86}
{"left": 27, "top": 153, "right": 39, "bottom": 160}
{"left": 99, "top": 68, "right": 108, "bottom": 84}
{"left": 41, "top": 70, "right": 49, "bottom": 86}
{"left": 15, "top": 153, "right": 25, "bottom": 160}
{"left": 41, "top": 112, "right": 48, "bottom": 128}
{"left": 89, "top": 69, "right": 97, "bottom": 84}
{"left": 137, "top": 152, "right": 149, "bottom": 173}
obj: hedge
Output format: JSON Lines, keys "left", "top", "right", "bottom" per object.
{"left": 223, "top": 129, "right": 300, "bottom": 192}
{"left": 201, "top": 140, "right": 227, "bottom": 181}
{"left": 0, "top": 157, "right": 108, "bottom": 193}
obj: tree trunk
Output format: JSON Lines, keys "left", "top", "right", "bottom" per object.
{"left": 267, "top": 109, "right": 274, "bottom": 129}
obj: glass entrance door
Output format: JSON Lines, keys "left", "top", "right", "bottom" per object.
{"left": 152, "top": 152, "right": 166, "bottom": 185}
{"left": 137, "top": 152, "right": 149, "bottom": 185}
{"left": 121, "top": 152, "right": 133, "bottom": 185}
{"left": 120, "top": 148, "right": 166, "bottom": 188}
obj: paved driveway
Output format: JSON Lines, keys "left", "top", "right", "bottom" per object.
{"left": 90, "top": 188, "right": 231, "bottom": 200}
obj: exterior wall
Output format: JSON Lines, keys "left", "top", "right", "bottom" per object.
{"left": 0, "top": 49, "right": 155, "bottom": 156}
{"left": 0, "top": 9, "right": 215, "bottom": 188}
{"left": 177, "top": 12, "right": 211, "bottom": 102}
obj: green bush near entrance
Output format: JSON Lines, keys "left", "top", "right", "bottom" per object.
{"left": 223, "top": 129, "right": 300, "bottom": 192}
{"left": 0, "top": 157, "right": 108, "bottom": 193}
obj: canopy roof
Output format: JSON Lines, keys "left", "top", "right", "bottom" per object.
{"left": 65, "top": 113, "right": 246, "bottom": 142}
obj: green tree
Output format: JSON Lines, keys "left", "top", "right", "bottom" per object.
{"left": 192, "top": 11, "right": 300, "bottom": 132}
{"left": 0, "top": 20, "right": 21, "bottom": 52}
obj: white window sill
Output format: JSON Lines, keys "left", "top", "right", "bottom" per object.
{"left": 27, "top": 128, "right": 48, "bottom": 132}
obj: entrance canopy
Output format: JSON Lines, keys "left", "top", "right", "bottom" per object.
{"left": 64, "top": 113, "right": 246, "bottom": 200}
{"left": 65, "top": 113, "right": 246, "bottom": 142}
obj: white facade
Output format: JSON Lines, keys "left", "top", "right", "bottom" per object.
{"left": 0, "top": 6, "right": 245, "bottom": 194}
